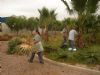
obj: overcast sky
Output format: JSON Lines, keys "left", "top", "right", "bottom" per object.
{"left": 0, "top": 0, "right": 100, "bottom": 20}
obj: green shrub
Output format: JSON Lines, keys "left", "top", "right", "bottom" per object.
{"left": 74, "top": 46, "right": 100, "bottom": 65}
{"left": 44, "top": 35, "right": 63, "bottom": 53}
{"left": 56, "top": 50, "right": 68, "bottom": 59}
{"left": 7, "top": 37, "right": 22, "bottom": 54}
{"left": 44, "top": 43, "right": 100, "bottom": 65}
{"left": 74, "top": 51, "right": 100, "bottom": 64}
{"left": 95, "top": 33, "right": 100, "bottom": 44}
{"left": 85, "top": 52, "right": 100, "bottom": 64}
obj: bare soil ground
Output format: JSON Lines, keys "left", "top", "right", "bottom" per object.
{"left": 0, "top": 41, "right": 100, "bottom": 75}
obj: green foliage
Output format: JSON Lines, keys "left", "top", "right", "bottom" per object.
{"left": 61, "top": 0, "right": 99, "bottom": 32}
{"left": 74, "top": 46, "right": 100, "bottom": 64}
{"left": 86, "top": 0, "right": 99, "bottom": 13}
{"left": 6, "top": 16, "right": 40, "bottom": 32}
{"left": 26, "top": 17, "right": 39, "bottom": 31}
{"left": 63, "top": 18, "right": 76, "bottom": 26}
{"left": 6, "top": 16, "right": 27, "bottom": 35}
{"left": 84, "top": 15, "right": 98, "bottom": 29}
{"left": 49, "top": 20, "right": 63, "bottom": 31}
{"left": 44, "top": 34, "right": 62, "bottom": 52}
{"left": 71, "top": 0, "right": 87, "bottom": 14}
{"left": 45, "top": 45, "right": 100, "bottom": 65}
{"left": 44, "top": 47, "right": 67, "bottom": 60}
{"left": 38, "top": 7, "right": 57, "bottom": 28}
{"left": 56, "top": 49, "right": 68, "bottom": 59}
{"left": 8, "top": 37, "right": 22, "bottom": 54}
{"left": 6, "top": 16, "right": 16, "bottom": 31}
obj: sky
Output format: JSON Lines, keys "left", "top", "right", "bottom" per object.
{"left": 0, "top": 0, "right": 100, "bottom": 20}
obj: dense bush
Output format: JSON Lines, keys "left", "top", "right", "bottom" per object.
{"left": 44, "top": 44, "right": 100, "bottom": 65}
{"left": 44, "top": 34, "right": 63, "bottom": 52}
{"left": 7, "top": 36, "right": 33, "bottom": 55}
{"left": 74, "top": 46, "right": 100, "bottom": 65}
{"left": 57, "top": 49, "right": 68, "bottom": 60}
{"left": 45, "top": 49, "right": 76, "bottom": 63}
{"left": 7, "top": 37, "right": 22, "bottom": 54}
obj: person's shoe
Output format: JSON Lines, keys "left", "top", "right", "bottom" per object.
{"left": 73, "top": 48, "right": 77, "bottom": 51}
{"left": 68, "top": 48, "right": 72, "bottom": 51}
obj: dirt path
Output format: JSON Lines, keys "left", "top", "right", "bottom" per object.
{"left": 0, "top": 41, "right": 100, "bottom": 75}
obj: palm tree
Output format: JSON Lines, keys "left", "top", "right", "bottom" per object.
{"left": 61, "top": 0, "right": 99, "bottom": 31}
{"left": 38, "top": 7, "right": 57, "bottom": 41}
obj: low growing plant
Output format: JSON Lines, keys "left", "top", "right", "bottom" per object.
{"left": 7, "top": 37, "right": 22, "bottom": 54}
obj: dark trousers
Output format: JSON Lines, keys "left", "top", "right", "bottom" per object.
{"left": 29, "top": 51, "right": 44, "bottom": 63}
{"left": 69, "top": 40, "right": 75, "bottom": 49}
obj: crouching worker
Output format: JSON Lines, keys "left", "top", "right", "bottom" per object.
{"left": 60, "top": 26, "right": 68, "bottom": 48}
{"left": 29, "top": 29, "right": 44, "bottom": 64}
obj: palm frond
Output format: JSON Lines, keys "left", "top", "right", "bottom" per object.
{"left": 86, "top": 0, "right": 99, "bottom": 13}
{"left": 71, "top": 0, "right": 87, "bottom": 14}
{"left": 61, "top": 0, "right": 73, "bottom": 14}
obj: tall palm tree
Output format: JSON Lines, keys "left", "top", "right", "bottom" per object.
{"left": 61, "top": 0, "right": 99, "bottom": 30}
{"left": 38, "top": 7, "right": 49, "bottom": 28}
{"left": 38, "top": 7, "right": 57, "bottom": 41}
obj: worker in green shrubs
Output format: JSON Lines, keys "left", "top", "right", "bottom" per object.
{"left": 28, "top": 29, "right": 44, "bottom": 64}
{"left": 61, "top": 26, "right": 68, "bottom": 48}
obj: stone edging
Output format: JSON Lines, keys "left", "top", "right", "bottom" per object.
{"left": 43, "top": 56, "right": 100, "bottom": 73}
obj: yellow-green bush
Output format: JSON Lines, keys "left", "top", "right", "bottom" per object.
{"left": 8, "top": 36, "right": 33, "bottom": 55}
{"left": 8, "top": 37, "right": 22, "bottom": 54}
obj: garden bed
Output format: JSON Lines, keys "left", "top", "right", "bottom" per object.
{"left": 44, "top": 45, "right": 100, "bottom": 71}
